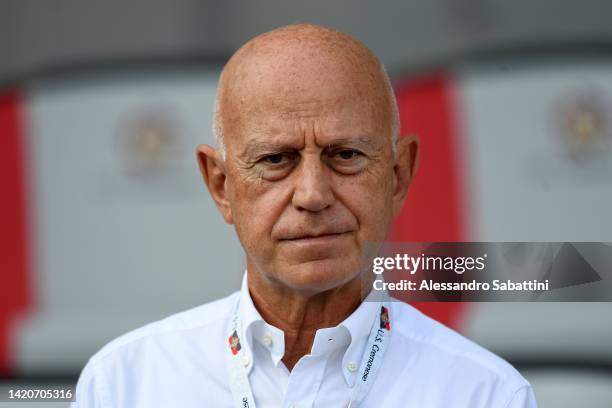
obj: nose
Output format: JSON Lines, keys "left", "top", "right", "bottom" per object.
{"left": 292, "top": 154, "right": 335, "bottom": 212}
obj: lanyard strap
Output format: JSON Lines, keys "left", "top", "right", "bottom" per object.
{"left": 347, "top": 304, "right": 391, "bottom": 407}
{"left": 226, "top": 301, "right": 257, "bottom": 408}
{"left": 226, "top": 298, "right": 391, "bottom": 408}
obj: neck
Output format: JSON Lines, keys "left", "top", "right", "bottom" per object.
{"left": 247, "top": 266, "right": 366, "bottom": 371}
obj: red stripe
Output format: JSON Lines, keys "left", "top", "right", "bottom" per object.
{"left": 391, "top": 72, "right": 470, "bottom": 331}
{"left": 0, "top": 89, "right": 32, "bottom": 375}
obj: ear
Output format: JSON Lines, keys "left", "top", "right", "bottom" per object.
{"left": 196, "top": 144, "right": 234, "bottom": 224}
{"left": 391, "top": 134, "right": 420, "bottom": 217}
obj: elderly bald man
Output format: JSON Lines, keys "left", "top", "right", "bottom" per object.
{"left": 73, "top": 24, "right": 536, "bottom": 408}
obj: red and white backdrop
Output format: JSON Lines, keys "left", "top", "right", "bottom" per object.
{"left": 1, "top": 60, "right": 612, "bottom": 383}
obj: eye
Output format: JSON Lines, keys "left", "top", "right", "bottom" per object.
{"left": 262, "top": 153, "right": 285, "bottom": 164}
{"left": 336, "top": 149, "right": 360, "bottom": 160}
{"left": 255, "top": 152, "right": 297, "bottom": 181}
{"left": 328, "top": 148, "right": 367, "bottom": 174}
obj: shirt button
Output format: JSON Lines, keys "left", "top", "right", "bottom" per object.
{"left": 347, "top": 361, "right": 358, "bottom": 372}
{"left": 262, "top": 333, "right": 273, "bottom": 347}
{"left": 241, "top": 355, "right": 250, "bottom": 367}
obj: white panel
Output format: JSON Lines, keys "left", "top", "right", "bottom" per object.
{"left": 455, "top": 60, "right": 612, "bottom": 363}
{"left": 462, "top": 302, "right": 612, "bottom": 358}
{"left": 15, "top": 69, "right": 244, "bottom": 373}
{"left": 457, "top": 60, "right": 612, "bottom": 241}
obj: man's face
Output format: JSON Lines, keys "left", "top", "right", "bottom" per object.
{"left": 202, "top": 46, "right": 413, "bottom": 295}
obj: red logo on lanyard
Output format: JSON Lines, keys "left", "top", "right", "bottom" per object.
{"left": 380, "top": 306, "right": 390, "bottom": 331}
{"left": 228, "top": 330, "right": 242, "bottom": 355}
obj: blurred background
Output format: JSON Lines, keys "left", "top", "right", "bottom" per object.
{"left": 1, "top": 1, "right": 611, "bottom": 406}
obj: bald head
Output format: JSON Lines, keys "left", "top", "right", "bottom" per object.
{"left": 213, "top": 24, "right": 399, "bottom": 157}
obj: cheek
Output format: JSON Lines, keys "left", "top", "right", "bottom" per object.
{"left": 228, "top": 175, "right": 289, "bottom": 250}
{"left": 336, "top": 174, "right": 394, "bottom": 238}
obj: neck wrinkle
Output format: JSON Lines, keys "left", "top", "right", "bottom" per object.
{"left": 246, "top": 267, "right": 365, "bottom": 371}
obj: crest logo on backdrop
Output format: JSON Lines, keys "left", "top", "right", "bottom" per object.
{"left": 553, "top": 89, "right": 610, "bottom": 161}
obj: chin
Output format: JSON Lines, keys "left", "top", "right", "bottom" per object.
{"left": 280, "top": 258, "right": 362, "bottom": 293}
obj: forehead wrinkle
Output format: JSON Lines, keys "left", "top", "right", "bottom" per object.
{"left": 281, "top": 98, "right": 337, "bottom": 118}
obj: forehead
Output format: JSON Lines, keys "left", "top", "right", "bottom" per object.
{"left": 220, "top": 44, "right": 392, "bottom": 149}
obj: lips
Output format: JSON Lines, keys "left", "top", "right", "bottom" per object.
{"left": 280, "top": 231, "right": 349, "bottom": 241}
{"left": 273, "top": 217, "right": 357, "bottom": 242}
{"left": 276, "top": 226, "right": 355, "bottom": 241}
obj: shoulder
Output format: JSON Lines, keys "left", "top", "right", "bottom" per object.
{"left": 388, "top": 301, "right": 531, "bottom": 397}
{"left": 73, "top": 292, "right": 239, "bottom": 406}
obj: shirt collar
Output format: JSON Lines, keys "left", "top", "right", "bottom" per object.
{"left": 340, "top": 289, "right": 380, "bottom": 344}
{"left": 238, "top": 272, "right": 286, "bottom": 368}
{"left": 237, "top": 270, "right": 384, "bottom": 383}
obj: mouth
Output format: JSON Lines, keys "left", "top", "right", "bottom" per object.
{"left": 279, "top": 231, "right": 351, "bottom": 243}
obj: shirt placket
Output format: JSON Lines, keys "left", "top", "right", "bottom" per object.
{"left": 281, "top": 353, "right": 328, "bottom": 408}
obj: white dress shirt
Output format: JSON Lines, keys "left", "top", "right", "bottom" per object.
{"left": 73, "top": 273, "right": 537, "bottom": 407}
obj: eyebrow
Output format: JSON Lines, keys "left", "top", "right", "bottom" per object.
{"left": 324, "top": 138, "right": 378, "bottom": 151}
{"left": 240, "top": 141, "right": 292, "bottom": 158}
{"left": 240, "top": 137, "right": 380, "bottom": 158}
